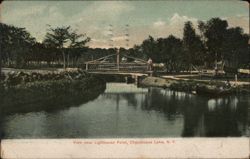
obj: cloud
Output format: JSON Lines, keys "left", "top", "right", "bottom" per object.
{"left": 3, "top": 5, "right": 47, "bottom": 21}
{"left": 93, "top": 13, "right": 201, "bottom": 48}
{"left": 90, "top": 38, "right": 106, "bottom": 43}
{"left": 169, "top": 13, "right": 198, "bottom": 25}
{"left": 153, "top": 20, "right": 166, "bottom": 27}
{"left": 68, "top": 1, "right": 135, "bottom": 48}
{"left": 148, "top": 13, "right": 199, "bottom": 40}
{"left": 70, "top": 1, "right": 134, "bottom": 26}
{"left": 2, "top": 2, "right": 66, "bottom": 42}
{"left": 2, "top": 1, "right": 248, "bottom": 49}
{"left": 224, "top": 15, "right": 249, "bottom": 34}
{"left": 112, "top": 36, "right": 127, "bottom": 41}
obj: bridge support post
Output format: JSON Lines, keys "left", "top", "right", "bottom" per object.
{"left": 85, "top": 63, "right": 88, "bottom": 71}
{"left": 117, "top": 49, "right": 120, "bottom": 71}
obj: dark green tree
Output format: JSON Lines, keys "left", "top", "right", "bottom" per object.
{"left": 0, "top": 23, "right": 35, "bottom": 68}
{"left": 183, "top": 21, "right": 205, "bottom": 70}
{"left": 43, "top": 26, "right": 71, "bottom": 69}
{"left": 141, "top": 36, "right": 159, "bottom": 62}
{"left": 222, "top": 27, "right": 249, "bottom": 68}
{"left": 198, "top": 18, "right": 249, "bottom": 68}
{"left": 158, "top": 35, "right": 184, "bottom": 72}
{"left": 198, "top": 18, "right": 228, "bottom": 65}
{"left": 68, "top": 31, "right": 90, "bottom": 67}
{"left": 43, "top": 26, "right": 90, "bottom": 69}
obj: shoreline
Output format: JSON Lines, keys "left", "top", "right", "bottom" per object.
{"left": 139, "top": 76, "right": 250, "bottom": 95}
{"left": 0, "top": 69, "right": 106, "bottom": 114}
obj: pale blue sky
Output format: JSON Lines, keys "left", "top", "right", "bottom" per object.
{"left": 1, "top": 0, "right": 249, "bottom": 48}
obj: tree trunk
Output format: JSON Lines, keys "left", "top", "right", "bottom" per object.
{"left": 0, "top": 49, "right": 2, "bottom": 79}
{"left": 0, "top": 35, "right": 2, "bottom": 78}
{"left": 62, "top": 50, "right": 66, "bottom": 69}
{"left": 75, "top": 57, "right": 79, "bottom": 67}
{"left": 6, "top": 52, "right": 11, "bottom": 67}
{"left": 67, "top": 53, "right": 70, "bottom": 68}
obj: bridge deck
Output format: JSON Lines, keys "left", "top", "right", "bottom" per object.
{"left": 88, "top": 71, "right": 149, "bottom": 76}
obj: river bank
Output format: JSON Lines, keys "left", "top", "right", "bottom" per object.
{"left": 0, "top": 69, "right": 106, "bottom": 114}
{"left": 140, "top": 76, "right": 250, "bottom": 94}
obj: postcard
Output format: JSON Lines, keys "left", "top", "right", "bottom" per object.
{"left": 0, "top": 0, "right": 249, "bottom": 158}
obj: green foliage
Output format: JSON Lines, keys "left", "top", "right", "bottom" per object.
{"left": 0, "top": 23, "right": 36, "bottom": 68}
{"left": 221, "top": 27, "right": 249, "bottom": 68}
{"left": 158, "top": 35, "right": 184, "bottom": 72}
{"left": 0, "top": 23, "right": 91, "bottom": 70}
{"left": 3, "top": 69, "right": 90, "bottom": 87}
{"left": 43, "top": 26, "right": 71, "bottom": 48}
{"left": 141, "top": 36, "right": 158, "bottom": 62}
{"left": 137, "top": 18, "right": 248, "bottom": 71}
{"left": 183, "top": 21, "right": 205, "bottom": 67}
{"left": 198, "top": 18, "right": 249, "bottom": 68}
{"left": 0, "top": 17, "right": 248, "bottom": 72}
{"left": 43, "top": 26, "right": 90, "bottom": 69}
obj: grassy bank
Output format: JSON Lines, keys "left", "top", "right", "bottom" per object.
{"left": 0, "top": 70, "right": 106, "bottom": 114}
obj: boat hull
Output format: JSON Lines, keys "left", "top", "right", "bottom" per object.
{"left": 196, "top": 85, "right": 233, "bottom": 97}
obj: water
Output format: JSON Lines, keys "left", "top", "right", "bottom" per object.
{"left": 1, "top": 83, "right": 249, "bottom": 138}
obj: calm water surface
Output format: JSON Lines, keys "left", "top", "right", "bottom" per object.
{"left": 1, "top": 83, "right": 249, "bottom": 138}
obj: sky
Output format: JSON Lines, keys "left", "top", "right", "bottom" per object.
{"left": 1, "top": 0, "right": 249, "bottom": 48}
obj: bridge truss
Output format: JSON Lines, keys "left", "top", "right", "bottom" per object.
{"left": 85, "top": 53, "right": 148, "bottom": 72}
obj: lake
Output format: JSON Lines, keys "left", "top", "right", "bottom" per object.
{"left": 1, "top": 82, "right": 249, "bottom": 138}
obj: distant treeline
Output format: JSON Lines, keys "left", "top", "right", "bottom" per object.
{"left": 136, "top": 18, "right": 249, "bottom": 72}
{"left": 0, "top": 17, "right": 249, "bottom": 72}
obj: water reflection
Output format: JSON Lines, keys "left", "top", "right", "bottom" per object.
{"left": 0, "top": 83, "right": 249, "bottom": 138}
{"left": 141, "top": 88, "right": 185, "bottom": 120}
{"left": 103, "top": 84, "right": 249, "bottom": 137}
{"left": 204, "top": 96, "right": 248, "bottom": 137}
{"left": 0, "top": 86, "right": 105, "bottom": 115}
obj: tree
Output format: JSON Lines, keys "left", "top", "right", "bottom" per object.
{"left": 183, "top": 21, "right": 205, "bottom": 70}
{"left": 68, "top": 31, "right": 90, "bottom": 67}
{"left": 13, "top": 28, "right": 36, "bottom": 67}
{"left": 198, "top": 18, "right": 228, "bottom": 65}
{"left": 198, "top": 18, "right": 249, "bottom": 68}
{"left": 141, "top": 36, "right": 159, "bottom": 62}
{"left": 158, "top": 35, "right": 184, "bottom": 72}
{"left": 0, "top": 40, "right": 2, "bottom": 79}
{"left": 43, "top": 26, "right": 90, "bottom": 69}
{"left": 0, "top": 23, "right": 35, "bottom": 68}
{"left": 43, "top": 26, "right": 71, "bottom": 69}
{"left": 222, "top": 27, "right": 249, "bottom": 68}
{"left": 0, "top": 24, "right": 3, "bottom": 78}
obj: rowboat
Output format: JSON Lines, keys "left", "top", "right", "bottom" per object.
{"left": 196, "top": 84, "right": 233, "bottom": 97}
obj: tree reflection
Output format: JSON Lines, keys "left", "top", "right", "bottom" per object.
{"left": 141, "top": 88, "right": 192, "bottom": 121}
{"left": 203, "top": 96, "right": 249, "bottom": 137}
{"left": 102, "top": 92, "right": 141, "bottom": 108}
{"left": 141, "top": 88, "right": 248, "bottom": 137}
{"left": 0, "top": 87, "right": 105, "bottom": 115}
{"left": 180, "top": 97, "right": 206, "bottom": 137}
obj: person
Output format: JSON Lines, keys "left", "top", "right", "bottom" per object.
{"left": 147, "top": 58, "right": 153, "bottom": 71}
{"left": 225, "top": 79, "right": 231, "bottom": 88}
{"left": 121, "top": 57, "right": 127, "bottom": 62}
{"left": 214, "top": 65, "right": 218, "bottom": 77}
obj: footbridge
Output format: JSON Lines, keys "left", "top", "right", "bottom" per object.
{"left": 84, "top": 53, "right": 153, "bottom": 84}
{"left": 84, "top": 53, "right": 149, "bottom": 73}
